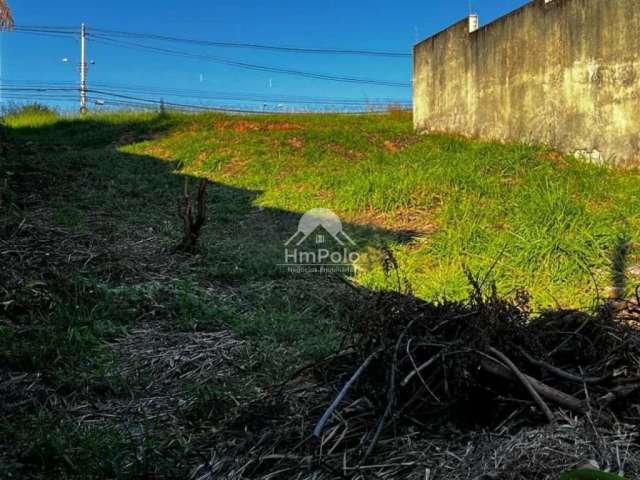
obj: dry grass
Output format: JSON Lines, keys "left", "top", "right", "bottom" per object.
{"left": 189, "top": 276, "right": 640, "bottom": 480}
{"left": 194, "top": 411, "right": 639, "bottom": 480}
{"left": 3, "top": 109, "right": 640, "bottom": 479}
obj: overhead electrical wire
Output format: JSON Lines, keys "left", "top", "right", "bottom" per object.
{"left": 11, "top": 25, "right": 79, "bottom": 40}
{"left": 10, "top": 31, "right": 78, "bottom": 41}
{"left": 0, "top": 81, "right": 411, "bottom": 107}
{"left": 13, "top": 24, "right": 411, "bottom": 58}
{"left": 13, "top": 24, "right": 77, "bottom": 32}
{"left": 88, "top": 82, "right": 411, "bottom": 106}
{"left": 89, "top": 27, "right": 412, "bottom": 58}
{"left": 1, "top": 87, "right": 399, "bottom": 114}
{"left": 89, "top": 34, "right": 411, "bottom": 88}
{"left": 87, "top": 89, "right": 377, "bottom": 114}
{"left": 8, "top": 25, "right": 411, "bottom": 89}
{"left": 0, "top": 87, "right": 276, "bottom": 113}
{"left": 89, "top": 97, "right": 265, "bottom": 113}
{"left": 4, "top": 25, "right": 413, "bottom": 110}
{"left": 0, "top": 86, "right": 77, "bottom": 92}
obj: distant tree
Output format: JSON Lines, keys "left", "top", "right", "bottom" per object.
{"left": 0, "top": 0, "right": 13, "bottom": 31}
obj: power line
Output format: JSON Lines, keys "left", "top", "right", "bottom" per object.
{"left": 0, "top": 92, "right": 79, "bottom": 104}
{"left": 87, "top": 89, "right": 394, "bottom": 114}
{"left": 10, "top": 30, "right": 78, "bottom": 41}
{"left": 89, "top": 27, "right": 411, "bottom": 58}
{"left": 0, "top": 86, "right": 77, "bottom": 92}
{"left": 89, "top": 98, "right": 392, "bottom": 114}
{"left": 0, "top": 87, "right": 404, "bottom": 114}
{"left": 7, "top": 25, "right": 411, "bottom": 92}
{"left": 89, "top": 96, "right": 267, "bottom": 113}
{"left": 0, "top": 81, "right": 411, "bottom": 107}
{"left": 4, "top": 22, "right": 412, "bottom": 111}
{"left": 89, "top": 83, "right": 411, "bottom": 106}
{"left": 13, "top": 24, "right": 78, "bottom": 32}
{"left": 11, "top": 25, "right": 78, "bottom": 39}
{"left": 14, "top": 24, "right": 411, "bottom": 58}
{"left": 90, "top": 34, "right": 411, "bottom": 88}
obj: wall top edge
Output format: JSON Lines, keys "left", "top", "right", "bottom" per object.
{"left": 412, "top": 17, "right": 470, "bottom": 49}
{"left": 413, "top": 0, "right": 569, "bottom": 49}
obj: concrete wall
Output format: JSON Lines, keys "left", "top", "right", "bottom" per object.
{"left": 413, "top": 0, "right": 640, "bottom": 166}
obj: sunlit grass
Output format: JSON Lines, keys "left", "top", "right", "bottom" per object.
{"left": 3, "top": 105, "right": 640, "bottom": 478}
{"left": 120, "top": 110, "right": 640, "bottom": 308}
{"left": 6, "top": 107, "right": 640, "bottom": 309}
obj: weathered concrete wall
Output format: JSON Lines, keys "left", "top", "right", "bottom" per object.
{"left": 413, "top": 0, "right": 640, "bottom": 166}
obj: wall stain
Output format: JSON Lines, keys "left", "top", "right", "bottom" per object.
{"left": 413, "top": 0, "right": 640, "bottom": 166}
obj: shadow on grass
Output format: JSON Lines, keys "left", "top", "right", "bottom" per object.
{"left": 0, "top": 111, "right": 429, "bottom": 478}
{"left": 3, "top": 113, "right": 420, "bottom": 283}
{"left": 5, "top": 112, "right": 639, "bottom": 480}
{"left": 1, "top": 111, "right": 423, "bottom": 393}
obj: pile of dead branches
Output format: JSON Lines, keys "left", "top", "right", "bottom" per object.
{"left": 317, "top": 283, "right": 640, "bottom": 455}
{"left": 199, "top": 281, "right": 640, "bottom": 480}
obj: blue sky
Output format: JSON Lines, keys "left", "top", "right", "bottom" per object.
{"left": 1, "top": 0, "right": 530, "bottom": 111}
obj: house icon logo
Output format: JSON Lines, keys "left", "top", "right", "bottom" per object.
{"left": 281, "top": 208, "right": 359, "bottom": 274}
{"left": 285, "top": 208, "right": 355, "bottom": 247}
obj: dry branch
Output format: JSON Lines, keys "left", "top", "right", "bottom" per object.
{"left": 598, "top": 383, "right": 640, "bottom": 407}
{"left": 196, "top": 284, "right": 640, "bottom": 480}
{"left": 362, "top": 322, "right": 414, "bottom": 462}
{"left": 175, "top": 177, "right": 210, "bottom": 253}
{"left": 519, "top": 347, "right": 610, "bottom": 385}
{"left": 401, "top": 353, "right": 439, "bottom": 388}
{"left": 487, "top": 347, "right": 555, "bottom": 423}
{"left": 313, "top": 347, "right": 382, "bottom": 439}
{"left": 481, "top": 358, "right": 586, "bottom": 414}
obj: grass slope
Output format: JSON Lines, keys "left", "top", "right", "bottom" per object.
{"left": 119, "top": 109, "right": 640, "bottom": 308}
{"left": 1, "top": 107, "right": 639, "bottom": 477}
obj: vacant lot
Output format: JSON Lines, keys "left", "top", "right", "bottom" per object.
{"left": 1, "top": 108, "right": 640, "bottom": 478}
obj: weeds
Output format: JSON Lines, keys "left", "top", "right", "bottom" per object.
{"left": 2, "top": 102, "right": 57, "bottom": 117}
{"left": 175, "top": 177, "right": 211, "bottom": 253}
{"left": 0, "top": 411, "right": 180, "bottom": 479}
{"left": 118, "top": 111, "right": 640, "bottom": 307}
{"left": 0, "top": 277, "right": 139, "bottom": 391}
{"left": 2, "top": 109, "right": 640, "bottom": 478}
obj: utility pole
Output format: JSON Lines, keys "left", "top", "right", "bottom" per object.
{"left": 80, "top": 23, "right": 88, "bottom": 113}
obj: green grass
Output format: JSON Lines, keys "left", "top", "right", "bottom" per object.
{"left": 2, "top": 107, "right": 640, "bottom": 478}
{"left": 0, "top": 412, "right": 141, "bottom": 478}
{"left": 0, "top": 277, "right": 140, "bottom": 393}
{"left": 112, "top": 110, "right": 640, "bottom": 308}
